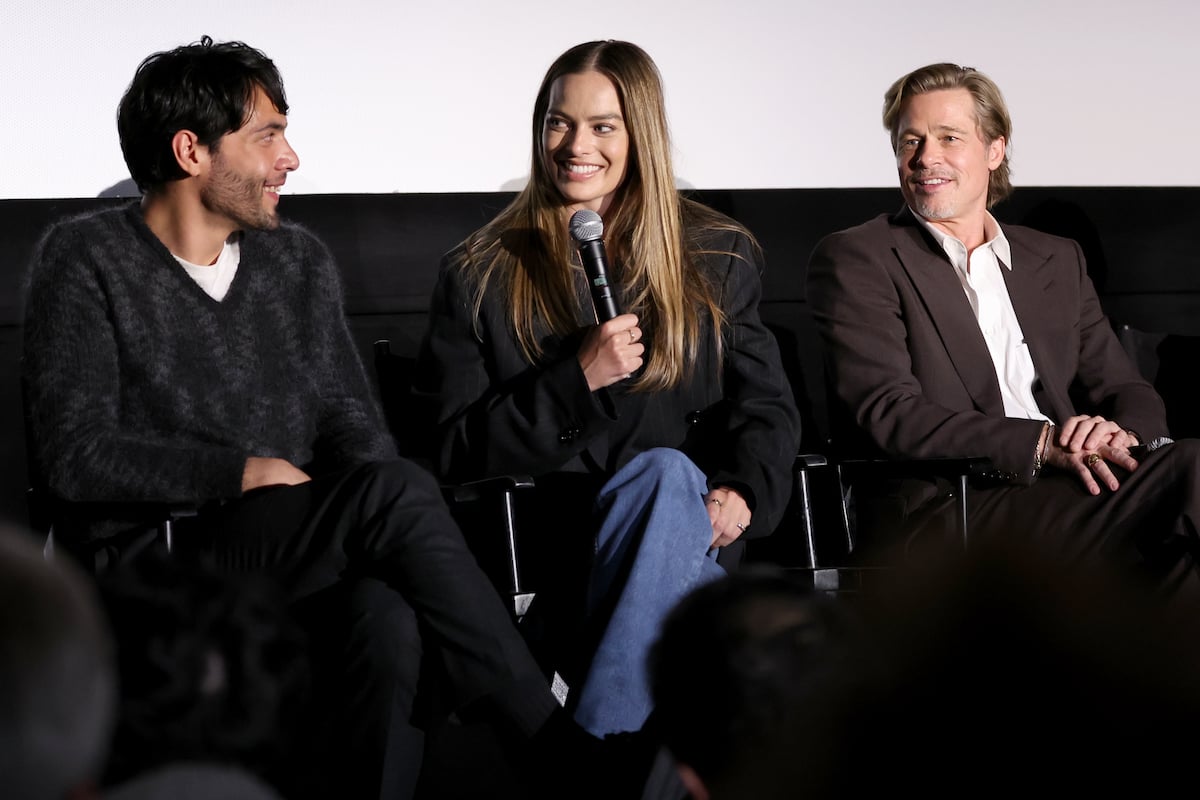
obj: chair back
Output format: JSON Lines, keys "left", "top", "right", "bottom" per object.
{"left": 373, "top": 339, "right": 437, "bottom": 469}
{"left": 1116, "top": 323, "right": 1200, "bottom": 441}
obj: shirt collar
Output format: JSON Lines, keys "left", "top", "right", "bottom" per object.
{"left": 911, "top": 208, "right": 1013, "bottom": 270}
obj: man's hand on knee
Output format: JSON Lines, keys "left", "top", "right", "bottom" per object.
{"left": 1046, "top": 416, "right": 1141, "bottom": 495}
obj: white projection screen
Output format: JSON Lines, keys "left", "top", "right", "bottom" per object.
{"left": 2, "top": 0, "right": 1198, "bottom": 199}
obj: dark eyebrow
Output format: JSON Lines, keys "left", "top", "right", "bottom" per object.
{"left": 546, "top": 108, "right": 623, "bottom": 123}
{"left": 248, "top": 120, "right": 288, "bottom": 135}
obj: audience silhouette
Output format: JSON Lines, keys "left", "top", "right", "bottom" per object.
{"left": 0, "top": 525, "right": 115, "bottom": 800}
{"left": 652, "top": 540, "right": 1200, "bottom": 798}
{"left": 96, "top": 551, "right": 306, "bottom": 797}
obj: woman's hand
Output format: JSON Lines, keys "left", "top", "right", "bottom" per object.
{"left": 704, "top": 486, "right": 752, "bottom": 548}
{"left": 578, "top": 313, "right": 644, "bottom": 391}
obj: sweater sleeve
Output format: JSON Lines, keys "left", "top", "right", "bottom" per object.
{"left": 303, "top": 233, "right": 397, "bottom": 468}
{"left": 22, "top": 220, "right": 247, "bottom": 503}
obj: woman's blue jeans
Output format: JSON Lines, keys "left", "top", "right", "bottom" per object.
{"left": 572, "top": 448, "right": 725, "bottom": 736}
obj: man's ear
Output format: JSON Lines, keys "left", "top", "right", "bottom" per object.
{"left": 170, "top": 130, "right": 209, "bottom": 178}
{"left": 987, "top": 135, "right": 1006, "bottom": 171}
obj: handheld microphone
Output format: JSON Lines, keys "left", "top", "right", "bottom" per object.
{"left": 569, "top": 209, "right": 620, "bottom": 323}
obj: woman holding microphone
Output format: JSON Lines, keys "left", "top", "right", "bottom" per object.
{"left": 416, "top": 40, "right": 799, "bottom": 737}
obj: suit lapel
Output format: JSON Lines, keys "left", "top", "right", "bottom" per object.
{"left": 889, "top": 210, "right": 1006, "bottom": 416}
{"left": 999, "top": 229, "right": 1068, "bottom": 420}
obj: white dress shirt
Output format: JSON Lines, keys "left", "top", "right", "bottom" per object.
{"left": 915, "top": 212, "right": 1052, "bottom": 424}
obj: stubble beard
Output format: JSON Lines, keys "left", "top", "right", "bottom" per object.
{"left": 201, "top": 157, "right": 279, "bottom": 232}
{"left": 912, "top": 196, "right": 955, "bottom": 222}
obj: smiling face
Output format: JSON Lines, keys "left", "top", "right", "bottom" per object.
{"left": 542, "top": 70, "right": 630, "bottom": 217}
{"left": 200, "top": 85, "right": 299, "bottom": 231}
{"left": 895, "top": 88, "right": 1005, "bottom": 241}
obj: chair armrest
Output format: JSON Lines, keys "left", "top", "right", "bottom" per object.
{"left": 29, "top": 490, "right": 199, "bottom": 565}
{"left": 837, "top": 456, "right": 999, "bottom": 551}
{"left": 838, "top": 456, "right": 999, "bottom": 485}
{"left": 443, "top": 475, "right": 536, "bottom": 505}
{"left": 794, "top": 453, "right": 829, "bottom": 470}
{"left": 27, "top": 488, "right": 198, "bottom": 533}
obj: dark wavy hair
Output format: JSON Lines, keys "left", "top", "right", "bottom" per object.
{"left": 117, "top": 35, "right": 288, "bottom": 193}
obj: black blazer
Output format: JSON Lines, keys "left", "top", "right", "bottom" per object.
{"left": 416, "top": 222, "right": 801, "bottom": 537}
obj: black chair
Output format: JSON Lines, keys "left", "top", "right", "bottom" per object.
{"left": 27, "top": 487, "right": 195, "bottom": 567}
{"left": 22, "top": 379, "right": 195, "bottom": 568}
{"left": 373, "top": 339, "right": 536, "bottom": 618}
{"left": 757, "top": 307, "right": 997, "bottom": 588}
{"left": 780, "top": 437, "right": 995, "bottom": 592}
{"left": 1116, "top": 322, "right": 1200, "bottom": 441}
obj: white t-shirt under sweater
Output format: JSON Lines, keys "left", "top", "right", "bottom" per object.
{"left": 175, "top": 238, "right": 240, "bottom": 301}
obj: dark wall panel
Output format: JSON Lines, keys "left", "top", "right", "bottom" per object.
{"left": 5, "top": 188, "right": 1198, "bottom": 527}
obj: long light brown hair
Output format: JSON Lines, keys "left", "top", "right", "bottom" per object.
{"left": 455, "top": 40, "right": 746, "bottom": 392}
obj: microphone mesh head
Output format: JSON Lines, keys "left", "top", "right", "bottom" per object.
{"left": 569, "top": 209, "right": 604, "bottom": 243}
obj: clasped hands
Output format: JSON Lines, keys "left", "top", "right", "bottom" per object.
{"left": 1044, "top": 415, "right": 1141, "bottom": 495}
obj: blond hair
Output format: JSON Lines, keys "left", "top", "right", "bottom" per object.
{"left": 882, "top": 62, "right": 1014, "bottom": 207}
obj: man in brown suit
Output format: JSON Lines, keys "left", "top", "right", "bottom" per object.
{"left": 806, "top": 62, "right": 1200, "bottom": 592}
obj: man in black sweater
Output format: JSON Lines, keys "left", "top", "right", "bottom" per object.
{"left": 21, "top": 36, "right": 595, "bottom": 800}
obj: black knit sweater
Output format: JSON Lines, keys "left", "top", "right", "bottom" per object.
{"left": 22, "top": 203, "right": 395, "bottom": 513}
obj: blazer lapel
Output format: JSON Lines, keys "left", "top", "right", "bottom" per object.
{"left": 999, "top": 230, "right": 1070, "bottom": 420}
{"left": 889, "top": 209, "right": 1006, "bottom": 416}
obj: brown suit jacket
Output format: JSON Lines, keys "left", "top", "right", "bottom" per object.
{"left": 806, "top": 208, "right": 1168, "bottom": 485}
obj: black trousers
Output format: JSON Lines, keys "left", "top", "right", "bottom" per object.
{"left": 174, "top": 459, "right": 555, "bottom": 800}
{"left": 861, "top": 439, "right": 1200, "bottom": 601}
